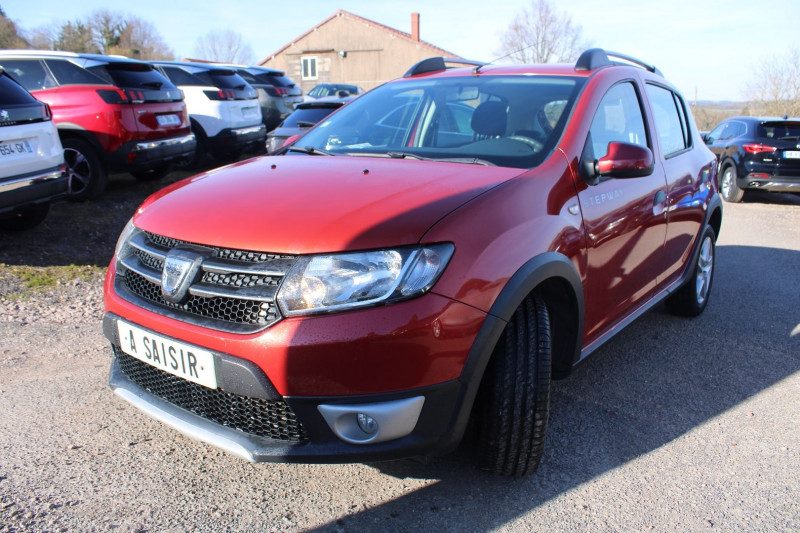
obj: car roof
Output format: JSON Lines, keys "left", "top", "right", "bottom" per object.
{"left": 148, "top": 60, "right": 238, "bottom": 73}
{"left": 0, "top": 49, "right": 146, "bottom": 65}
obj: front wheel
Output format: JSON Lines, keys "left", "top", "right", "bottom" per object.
{"left": 476, "top": 294, "right": 551, "bottom": 477}
{"left": 666, "top": 226, "right": 716, "bottom": 317}
{"left": 720, "top": 165, "right": 744, "bottom": 203}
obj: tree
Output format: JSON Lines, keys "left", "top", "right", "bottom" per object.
{"left": 0, "top": 7, "right": 28, "bottom": 48}
{"left": 53, "top": 21, "right": 99, "bottom": 53}
{"left": 499, "top": 0, "right": 587, "bottom": 64}
{"left": 89, "top": 10, "right": 127, "bottom": 53}
{"left": 194, "top": 29, "right": 254, "bottom": 64}
{"left": 109, "top": 17, "right": 173, "bottom": 60}
{"left": 746, "top": 49, "right": 800, "bottom": 116}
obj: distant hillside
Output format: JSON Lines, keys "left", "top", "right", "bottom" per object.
{"left": 691, "top": 101, "right": 750, "bottom": 130}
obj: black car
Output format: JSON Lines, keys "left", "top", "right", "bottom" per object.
{"left": 265, "top": 98, "right": 351, "bottom": 153}
{"left": 225, "top": 65, "right": 303, "bottom": 131}
{"left": 704, "top": 116, "right": 800, "bottom": 202}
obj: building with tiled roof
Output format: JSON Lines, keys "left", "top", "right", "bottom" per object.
{"left": 260, "top": 10, "right": 461, "bottom": 94}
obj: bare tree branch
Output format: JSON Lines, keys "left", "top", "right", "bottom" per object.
{"left": 747, "top": 49, "right": 800, "bottom": 116}
{"left": 499, "top": 0, "right": 588, "bottom": 64}
{"left": 193, "top": 30, "right": 254, "bottom": 64}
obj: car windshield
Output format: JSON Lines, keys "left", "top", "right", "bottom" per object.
{"left": 309, "top": 84, "right": 359, "bottom": 97}
{"left": 294, "top": 75, "right": 584, "bottom": 169}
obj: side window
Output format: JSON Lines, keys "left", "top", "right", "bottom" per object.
{"left": 646, "top": 84, "right": 690, "bottom": 157}
{"left": 589, "top": 81, "right": 648, "bottom": 159}
{"left": 46, "top": 59, "right": 108, "bottom": 86}
{"left": 707, "top": 122, "right": 726, "bottom": 143}
{"left": 0, "top": 59, "right": 57, "bottom": 91}
{"left": 302, "top": 56, "right": 318, "bottom": 80}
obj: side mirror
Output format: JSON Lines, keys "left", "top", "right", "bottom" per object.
{"left": 595, "top": 141, "right": 654, "bottom": 179}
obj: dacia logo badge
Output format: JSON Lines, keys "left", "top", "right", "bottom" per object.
{"left": 0, "top": 110, "right": 9, "bottom": 122}
{"left": 161, "top": 247, "right": 205, "bottom": 304}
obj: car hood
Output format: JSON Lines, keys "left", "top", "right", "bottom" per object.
{"left": 133, "top": 155, "right": 524, "bottom": 254}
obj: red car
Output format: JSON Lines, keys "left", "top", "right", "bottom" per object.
{"left": 103, "top": 49, "right": 722, "bottom": 476}
{"left": 0, "top": 51, "right": 196, "bottom": 199}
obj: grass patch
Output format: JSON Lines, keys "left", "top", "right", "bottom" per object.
{"left": 1, "top": 264, "right": 106, "bottom": 299}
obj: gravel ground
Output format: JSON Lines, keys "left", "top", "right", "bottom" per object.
{"left": 1, "top": 169, "right": 799, "bottom": 532}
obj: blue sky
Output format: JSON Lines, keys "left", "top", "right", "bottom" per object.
{"left": 4, "top": 0, "right": 799, "bottom": 102}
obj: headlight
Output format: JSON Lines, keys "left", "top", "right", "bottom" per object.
{"left": 114, "top": 218, "right": 138, "bottom": 264}
{"left": 277, "top": 243, "right": 454, "bottom": 316}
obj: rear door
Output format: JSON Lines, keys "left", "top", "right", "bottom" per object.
{"left": 645, "top": 83, "right": 714, "bottom": 285}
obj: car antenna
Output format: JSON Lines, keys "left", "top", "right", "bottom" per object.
{"left": 473, "top": 42, "right": 542, "bottom": 73}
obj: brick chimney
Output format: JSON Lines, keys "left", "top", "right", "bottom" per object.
{"left": 411, "top": 13, "right": 420, "bottom": 42}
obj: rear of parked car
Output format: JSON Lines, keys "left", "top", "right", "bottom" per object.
{"left": 150, "top": 61, "right": 266, "bottom": 168}
{"left": 227, "top": 65, "right": 303, "bottom": 131}
{"left": 704, "top": 116, "right": 800, "bottom": 202}
{"left": 0, "top": 66, "right": 67, "bottom": 230}
{"left": 0, "top": 51, "right": 195, "bottom": 200}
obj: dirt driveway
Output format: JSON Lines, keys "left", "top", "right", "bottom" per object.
{"left": 1, "top": 167, "right": 798, "bottom": 532}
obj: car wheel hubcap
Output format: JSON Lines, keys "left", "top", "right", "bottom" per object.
{"left": 721, "top": 170, "right": 732, "bottom": 198}
{"left": 695, "top": 236, "right": 713, "bottom": 305}
{"left": 64, "top": 148, "right": 91, "bottom": 194}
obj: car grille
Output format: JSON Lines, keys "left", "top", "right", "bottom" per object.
{"left": 114, "top": 346, "right": 308, "bottom": 442}
{"left": 115, "top": 230, "right": 295, "bottom": 333}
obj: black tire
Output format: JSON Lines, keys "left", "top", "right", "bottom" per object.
{"left": 63, "top": 138, "right": 106, "bottom": 200}
{"left": 131, "top": 165, "right": 171, "bottom": 181}
{"left": 476, "top": 294, "right": 552, "bottom": 477}
{"left": 720, "top": 164, "right": 744, "bottom": 203}
{"left": 174, "top": 125, "right": 206, "bottom": 171}
{"left": 0, "top": 203, "right": 49, "bottom": 231}
{"left": 665, "top": 225, "right": 716, "bottom": 317}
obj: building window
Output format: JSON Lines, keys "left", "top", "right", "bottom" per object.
{"left": 302, "top": 56, "right": 318, "bottom": 80}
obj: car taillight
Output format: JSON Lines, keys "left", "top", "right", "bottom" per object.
{"left": 263, "top": 86, "right": 288, "bottom": 97}
{"left": 204, "top": 89, "right": 237, "bottom": 100}
{"left": 41, "top": 103, "right": 52, "bottom": 121}
{"left": 743, "top": 143, "right": 777, "bottom": 154}
{"left": 96, "top": 89, "right": 146, "bottom": 104}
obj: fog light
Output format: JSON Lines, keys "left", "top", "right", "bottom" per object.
{"left": 357, "top": 413, "right": 378, "bottom": 435}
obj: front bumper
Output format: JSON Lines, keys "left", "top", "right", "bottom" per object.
{"left": 0, "top": 164, "right": 68, "bottom": 214}
{"left": 107, "top": 133, "right": 197, "bottom": 173}
{"left": 105, "top": 313, "right": 465, "bottom": 462}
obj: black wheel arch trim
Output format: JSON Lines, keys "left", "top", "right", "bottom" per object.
{"left": 430, "top": 251, "right": 584, "bottom": 455}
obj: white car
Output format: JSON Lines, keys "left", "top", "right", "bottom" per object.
{"left": 150, "top": 61, "right": 266, "bottom": 168}
{"left": 0, "top": 67, "right": 67, "bottom": 230}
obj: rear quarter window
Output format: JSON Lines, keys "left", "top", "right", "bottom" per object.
{"left": 46, "top": 59, "right": 109, "bottom": 86}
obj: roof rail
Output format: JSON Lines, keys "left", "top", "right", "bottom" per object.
{"left": 403, "top": 57, "right": 486, "bottom": 78}
{"left": 575, "top": 48, "right": 662, "bottom": 77}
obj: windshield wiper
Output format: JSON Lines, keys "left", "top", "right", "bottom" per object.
{"left": 387, "top": 152, "right": 494, "bottom": 165}
{"left": 295, "top": 121, "right": 316, "bottom": 127}
{"left": 286, "top": 145, "right": 335, "bottom": 156}
{"left": 141, "top": 81, "right": 163, "bottom": 89}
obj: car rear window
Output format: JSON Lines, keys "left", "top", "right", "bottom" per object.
{"left": 0, "top": 72, "right": 48, "bottom": 125}
{"left": 254, "top": 73, "right": 295, "bottom": 88}
{"left": 283, "top": 106, "right": 341, "bottom": 127}
{"left": 758, "top": 121, "right": 800, "bottom": 140}
{"left": 87, "top": 62, "right": 178, "bottom": 91}
{"left": 196, "top": 70, "right": 249, "bottom": 90}
{"left": 0, "top": 71, "right": 40, "bottom": 105}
